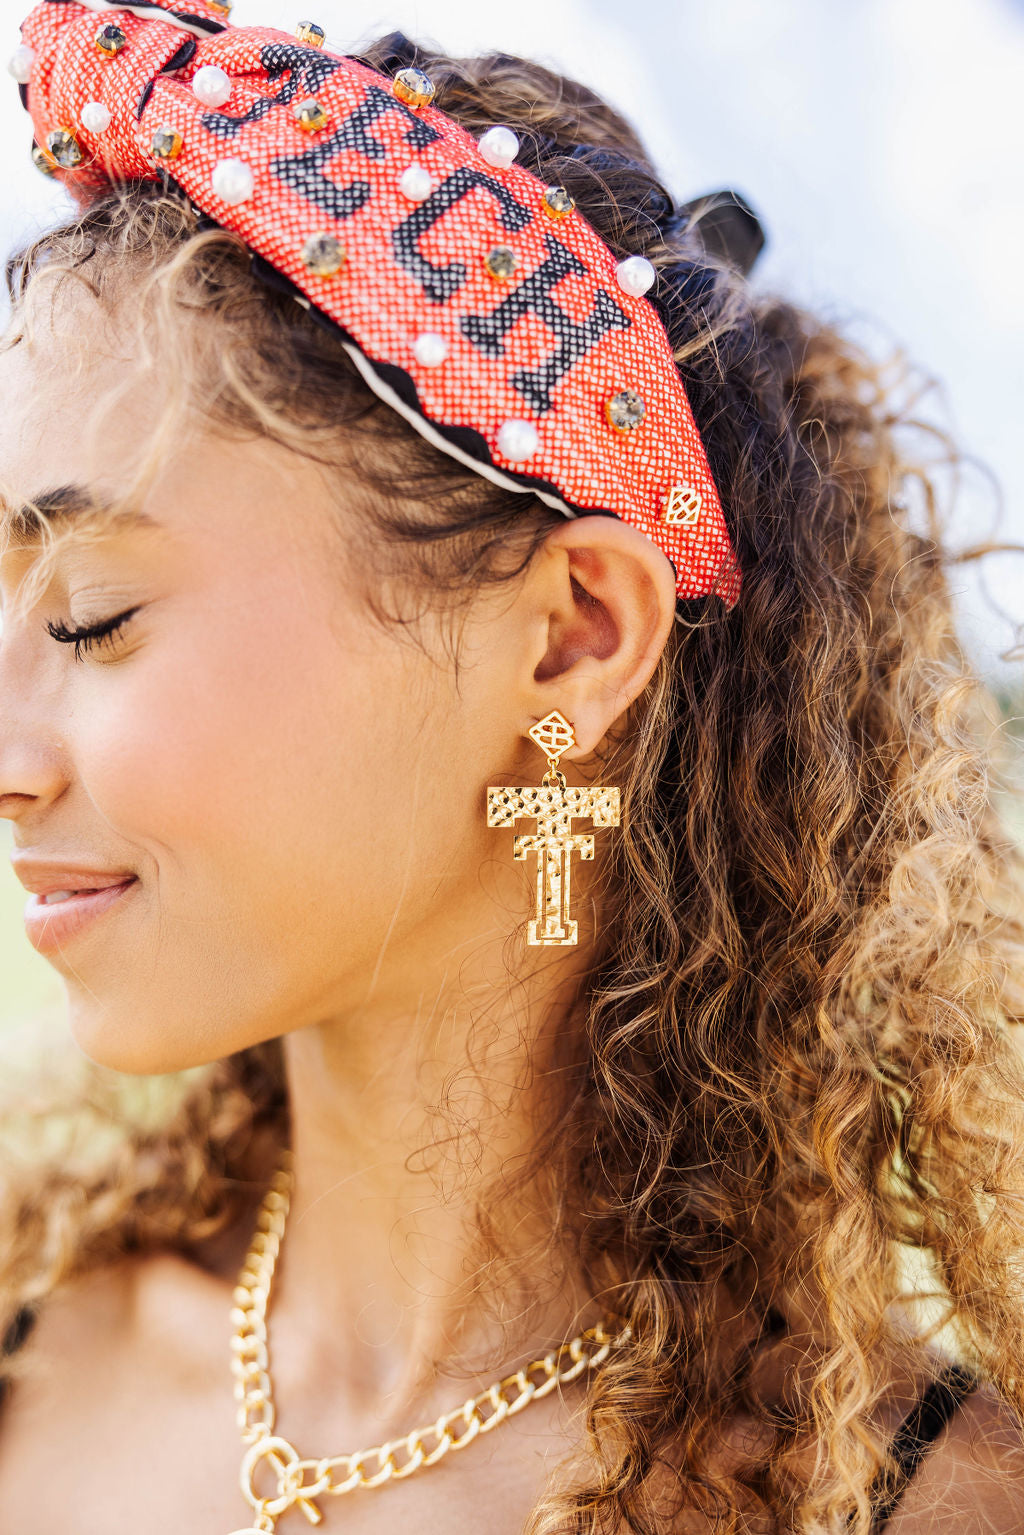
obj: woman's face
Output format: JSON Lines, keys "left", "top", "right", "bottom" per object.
{"left": 0, "top": 301, "right": 541, "bottom": 1074}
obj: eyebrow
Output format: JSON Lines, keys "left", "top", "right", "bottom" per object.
{"left": 1, "top": 483, "right": 160, "bottom": 536}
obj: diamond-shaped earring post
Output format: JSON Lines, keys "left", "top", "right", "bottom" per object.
{"left": 528, "top": 709, "right": 576, "bottom": 772}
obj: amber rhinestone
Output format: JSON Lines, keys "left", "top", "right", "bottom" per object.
{"left": 207, "top": 0, "right": 233, "bottom": 13}
{"left": 151, "top": 126, "right": 183, "bottom": 160}
{"left": 295, "top": 20, "right": 327, "bottom": 47}
{"left": 45, "top": 128, "right": 83, "bottom": 169}
{"left": 293, "top": 96, "right": 328, "bottom": 132}
{"left": 605, "top": 389, "right": 645, "bottom": 433}
{"left": 541, "top": 184, "right": 575, "bottom": 220}
{"left": 393, "top": 67, "right": 435, "bottom": 109}
{"left": 31, "top": 142, "right": 58, "bottom": 177}
{"left": 484, "top": 245, "right": 518, "bottom": 281}
{"left": 301, "top": 233, "right": 345, "bottom": 277}
{"left": 95, "top": 23, "right": 127, "bottom": 59}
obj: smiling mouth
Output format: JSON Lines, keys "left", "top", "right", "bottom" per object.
{"left": 23, "top": 878, "right": 139, "bottom": 954}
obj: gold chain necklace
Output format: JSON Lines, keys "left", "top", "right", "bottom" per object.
{"left": 227, "top": 1149, "right": 629, "bottom": 1534}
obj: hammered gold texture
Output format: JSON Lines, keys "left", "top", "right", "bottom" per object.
{"left": 17, "top": 0, "right": 741, "bottom": 609}
{"left": 487, "top": 783, "right": 621, "bottom": 945}
{"left": 229, "top": 1151, "right": 629, "bottom": 1531}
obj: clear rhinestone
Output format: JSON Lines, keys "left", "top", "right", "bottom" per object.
{"left": 605, "top": 389, "right": 645, "bottom": 433}
{"left": 478, "top": 126, "right": 519, "bottom": 169}
{"left": 151, "top": 126, "right": 183, "bottom": 160}
{"left": 301, "top": 233, "right": 345, "bottom": 276}
{"left": 295, "top": 20, "right": 327, "bottom": 47}
{"left": 615, "top": 255, "right": 656, "bottom": 297}
{"left": 45, "top": 128, "right": 83, "bottom": 168}
{"left": 95, "top": 23, "right": 127, "bottom": 59}
{"left": 294, "top": 96, "right": 328, "bottom": 131}
{"left": 541, "top": 184, "right": 575, "bottom": 219}
{"left": 484, "top": 245, "right": 518, "bottom": 280}
{"left": 393, "top": 67, "right": 435, "bottom": 109}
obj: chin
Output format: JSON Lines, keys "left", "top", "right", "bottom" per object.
{"left": 64, "top": 990, "right": 232, "bottom": 1077}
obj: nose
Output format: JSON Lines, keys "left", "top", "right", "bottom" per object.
{"left": 0, "top": 735, "right": 69, "bottom": 821}
{"left": 0, "top": 636, "right": 69, "bottom": 822}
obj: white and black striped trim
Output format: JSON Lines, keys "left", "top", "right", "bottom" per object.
{"left": 341, "top": 336, "right": 580, "bottom": 519}
{"left": 174, "top": 192, "right": 729, "bottom": 621}
{"left": 41, "top": 0, "right": 227, "bottom": 39}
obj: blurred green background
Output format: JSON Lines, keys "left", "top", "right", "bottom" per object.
{"left": 0, "top": 823, "right": 203, "bottom": 1147}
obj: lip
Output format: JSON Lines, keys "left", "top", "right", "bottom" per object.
{"left": 10, "top": 859, "right": 139, "bottom": 897}
{"left": 22, "top": 878, "right": 138, "bottom": 954}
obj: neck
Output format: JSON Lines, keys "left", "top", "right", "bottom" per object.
{"left": 257, "top": 941, "right": 598, "bottom": 1436}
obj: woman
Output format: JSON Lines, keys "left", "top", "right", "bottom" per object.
{"left": 0, "top": 1, "right": 1022, "bottom": 1530}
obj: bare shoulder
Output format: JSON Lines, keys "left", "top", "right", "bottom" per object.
{"left": 3, "top": 1255, "right": 136, "bottom": 1385}
{"left": 887, "top": 1381, "right": 1024, "bottom": 1533}
{"left": 2, "top": 1246, "right": 227, "bottom": 1406}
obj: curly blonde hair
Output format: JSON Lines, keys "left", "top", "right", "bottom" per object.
{"left": 3, "top": 31, "right": 1024, "bottom": 1534}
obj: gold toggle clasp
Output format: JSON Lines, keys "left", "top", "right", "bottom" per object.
{"left": 240, "top": 1433, "right": 325, "bottom": 1525}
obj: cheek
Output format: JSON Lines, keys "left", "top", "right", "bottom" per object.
{"left": 91, "top": 612, "right": 402, "bottom": 850}
{"left": 71, "top": 608, "right": 457, "bottom": 1017}
{"left": 82, "top": 628, "right": 327, "bottom": 856}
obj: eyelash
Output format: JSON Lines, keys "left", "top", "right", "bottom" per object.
{"left": 45, "top": 607, "right": 140, "bottom": 662}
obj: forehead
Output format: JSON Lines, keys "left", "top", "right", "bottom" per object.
{"left": 0, "top": 295, "right": 142, "bottom": 523}
{"left": 0, "top": 317, "right": 335, "bottom": 560}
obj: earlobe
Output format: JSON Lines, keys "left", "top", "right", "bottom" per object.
{"left": 530, "top": 515, "right": 677, "bottom": 754}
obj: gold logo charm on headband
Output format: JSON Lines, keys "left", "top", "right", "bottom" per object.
{"left": 488, "top": 711, "right": 620, "bottom": 946}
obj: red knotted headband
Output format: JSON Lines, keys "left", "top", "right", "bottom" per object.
{"left": 10, "top": 0, "right": 742, "bottom": 610}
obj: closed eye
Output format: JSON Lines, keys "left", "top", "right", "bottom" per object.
{"left": 46, "top": 607, "right": 140, "bottom": 662}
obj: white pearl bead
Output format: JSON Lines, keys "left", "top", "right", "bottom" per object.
{"left": 81, "top": 100, "right": 111, "bottom": 133}
{"left": 497, "top": 419, "right": 539, "bottom": 461}
{"left": 192, "top": 64, "right": 233, "bottom": 108}
{"left": 615, "top": 255, "right": 656, "bottom": 297}
{"left": 212, "top": 157, "right": 254, "bottom": 205}
{"left": 478, "top": 126, "right": 519, "bottom": 170}
{"left": 399, "top": 164, "right": 433, "bottom": 202}
{"left": 413, "top": 332, "right": 448, "bottom": 367}
{"left": 7, "top": 44, "right": 33, "bottom": 83}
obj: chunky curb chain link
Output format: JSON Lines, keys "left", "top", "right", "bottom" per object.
{"left": 228, "top": 1148, "right": 630, "bottom": 1531}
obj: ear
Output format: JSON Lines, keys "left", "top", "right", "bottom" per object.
{"left": 525, "top": 514, "right": 677, "bottom": 756}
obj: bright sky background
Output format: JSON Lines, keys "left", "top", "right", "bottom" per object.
{"left": 1, "top": 0, "right": 1021, "bottom": 679}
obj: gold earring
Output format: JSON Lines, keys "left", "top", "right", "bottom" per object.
{"left": 487, "top": 709, "right": 621, "bottom": 946}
